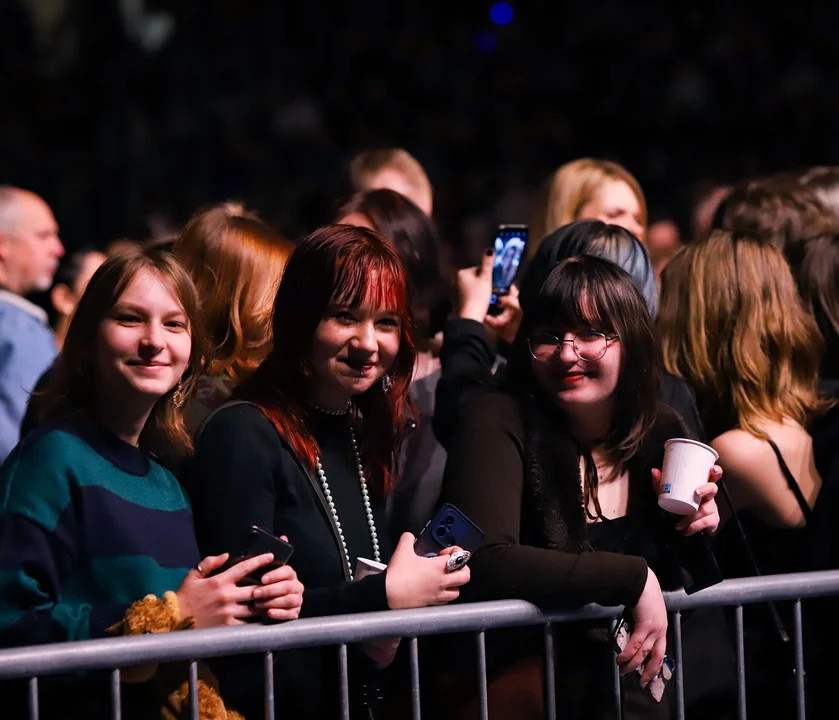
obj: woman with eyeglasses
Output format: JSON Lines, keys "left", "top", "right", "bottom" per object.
{"left": 435, "top": 255, "right": 723, "bottom": 719}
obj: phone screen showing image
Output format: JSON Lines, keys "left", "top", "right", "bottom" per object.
{"left": 491, "top": 225, "right": 528, "bottom": 305}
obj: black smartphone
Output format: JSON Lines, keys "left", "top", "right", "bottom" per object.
{"left": 414, "top": 503, "right": 484, "bottom": 558}
{"left": 214, "top": 525, "right": 294, "bottom": 585}
{"left": 489, "top": 224, "right": 528, "bottom": 314}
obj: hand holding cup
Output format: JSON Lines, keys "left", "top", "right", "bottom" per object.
{"left": 654, "top": 438, "right": 722, "bottom": 535}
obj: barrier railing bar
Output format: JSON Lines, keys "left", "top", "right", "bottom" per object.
{"left": 794, "top": 600, "right": 805, "bottom": 720}
{"left": 110, "top": 668, "right": 121, "bottom": 720}
{"left": 28, "top": 676, "right": 38, "bottom": 720}
{"left": 264, "top": 651, "right": 275, "bottom": 720}
{"left": 543, "top": 623, "right": 556, "bottom": 720}
{"left": 338, "top": 643, "right": 350, "bottom": 720}
{"left": 735, "top": 605, "right": 746, "bottom": 720}
{"left": 476, "top": 630, "right": 488, "bottom": 720}
{"left": 188, "top": 661, "right": 198, "bottom": 720}
{"left": 612, "top": 653, "right": 622, "bottom": 719}
{"left": 673, "top": 610, "right": 685, "bottom": 720}
{"left": 610, "top": 618, "right": 622, "bottom": 720}
{"left": 409, "top": 636, "right": 421, "bottom": 720}
{"left": 1, "top": 571, "right": 838, "bottom": 681}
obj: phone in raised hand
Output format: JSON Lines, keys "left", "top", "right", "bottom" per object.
{"left": 489, "top": 224, "right": 528, "bottom": 315}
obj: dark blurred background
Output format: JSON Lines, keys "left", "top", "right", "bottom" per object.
{"left": 3, "top": 0, "right": 839, "bottom": 258}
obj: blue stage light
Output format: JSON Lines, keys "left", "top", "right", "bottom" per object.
{"left": 490, "top": 2, "right": 513, "bottom": 26}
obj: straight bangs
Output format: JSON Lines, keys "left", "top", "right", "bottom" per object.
{"left": 239, "top": 224, "right": 417, "bottom": 499}
{"left": 332, "top": 254, "right": 409, "bottom": 319}
{"left": 510, "top": 255, "right": 661, "bottom": 471}
{"left": 532, "top": 264, "right": 617, "bottom": 337}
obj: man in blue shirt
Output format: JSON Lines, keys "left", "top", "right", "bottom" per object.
{"left": 0, "top": 187, "right": 64, "bottom": 461}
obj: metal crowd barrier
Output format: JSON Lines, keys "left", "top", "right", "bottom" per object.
{"left": 1, "top": 570, "right": 838, "bottom": 720}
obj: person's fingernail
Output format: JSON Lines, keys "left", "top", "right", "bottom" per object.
{"left": 641, "top": 681, "right": 649, "bottom": 689}
{"left": 253, "top": 588, "right": 263, "bottom": 599}
{"left": 485, "top": 248, "right": 494, "bottom": 256}
{"left": 695, "top": 489, "right": 703, "bottom": 497}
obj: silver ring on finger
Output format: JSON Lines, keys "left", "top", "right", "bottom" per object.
{"left": 196, "top": 563, "right": 207, "bottom": 577}
{"left": 446, "top": 550, "right": 471, "bottom": 573}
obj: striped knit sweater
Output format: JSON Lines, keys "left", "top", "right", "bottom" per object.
{"left": 0, "top": 421, "right": 200, "bottom": 648}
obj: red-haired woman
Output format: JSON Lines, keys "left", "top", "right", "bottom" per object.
{"left": 186, "top": 224, "right": 470, "bottom": 719}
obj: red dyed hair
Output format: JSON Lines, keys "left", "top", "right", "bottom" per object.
{"left": 236, "top": 224, "right": 417, "bottom": 499}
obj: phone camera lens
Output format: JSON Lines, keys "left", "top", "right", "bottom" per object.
{"left": 436, "top": 526, "right": 448, "bottom": 538}
{"left": 444, "top": 515, "right": 455, "bottom": 525}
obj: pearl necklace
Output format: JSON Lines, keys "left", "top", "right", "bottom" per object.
{"left": 314, "top": 417, "right": 380, "bottom": 580}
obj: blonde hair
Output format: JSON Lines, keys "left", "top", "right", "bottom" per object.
{"left": 350, "top": 148, "right": 432, "bottom": 199}
{"left": 531, "top": 158, "right": 647, "bottom": 255}
{"left": 174, "top": 207, "right": 294, "bottom": 383}
{"left": 659, "top": 230, "right": 828, "bottom": 438}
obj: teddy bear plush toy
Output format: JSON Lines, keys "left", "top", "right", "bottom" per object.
{"left": 107, "top": 591, "right": 245, "bottom": 720}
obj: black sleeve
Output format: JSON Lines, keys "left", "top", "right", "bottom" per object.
{"left": 187, "top": 405, "right": 390, "bottom": 617}
{"left": 432, "top": 318, "right": 499, "bottom": 450}
{"left": 659, "top": 373, "right": 705, "bottom": 443}
{"left": 441, "top": 393, "right": 649, "bottom": 608}
{"left": 300, "top": 572, "right": 389, "bottom": 618}
{"left": 187, "top": 404, "right": 286, "bottom": 557}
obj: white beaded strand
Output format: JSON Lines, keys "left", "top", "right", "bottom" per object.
{"left": 315, "top": 423, "right": 380, "bottom": 580}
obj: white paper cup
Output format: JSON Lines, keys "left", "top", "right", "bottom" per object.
{"left": 354, "top": 557, "right": 387, "bottom": 582}
{"left": 657, "top": 438, "right": 719, "bottom": 515}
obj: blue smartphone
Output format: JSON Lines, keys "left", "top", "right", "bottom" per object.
{"left": 490, "top": 224, "right": 528, "bottom": 312}
{"left": 414, "top": 503, "right": 484, "bottom": 558}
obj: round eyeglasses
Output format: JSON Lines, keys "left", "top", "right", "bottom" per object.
{"left": 527, "top": 331, "right": 619, "bottom": 362}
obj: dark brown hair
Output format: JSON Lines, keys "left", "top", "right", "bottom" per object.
{"left": 714, "top": 177, "right": 839, "bottom": 258}
{"left": 36, "top": 247, "right": 206, "bottom": 462}
{"left": 508, "top": 254, "right": 661, "bottom": 474}
{"left": 237, "top": 224, "right": 417, "bottom": 499}
{"left": 338, "top": 189, "right": 450, "bottom": 347}
{"left": 799, "top": 166, "right": 839, "bottom": 220}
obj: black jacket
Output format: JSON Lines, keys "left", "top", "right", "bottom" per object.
{"left": 185, "top": 402, "right": 393, "bottom": 718}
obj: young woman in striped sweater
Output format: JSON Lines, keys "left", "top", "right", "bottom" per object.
{"left": 0, "top": 246, "right": 303, "bottom": 718}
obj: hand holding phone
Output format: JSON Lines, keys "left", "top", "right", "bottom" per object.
{"left": 213, "top": 526, "right": 294, "bottom": 586}
{"left": 414, "top": 503, "right": 484, "bottom": 558}
{"left": 612, "top": 614, "right": 674, "bottom": 703}
{"left": 489, "top": 224, "right": 528, "bottom": 314}
{"left": 387, "top": 532, "right": 472, "bottom": 609}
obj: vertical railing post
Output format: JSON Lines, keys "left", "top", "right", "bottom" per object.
{"left": 409, "top": 637, "right": 421, "bottom": 720}
{"left": 338, "top": 643, "right": 350, "bottom": 720}
{"left": 543, "top": 623, "right": 557, "bottom": 720}
{"left": 611, "top": 618, "right": 623, "bottom": 720}
{"left": 264, "top": 651, "right": 275, "bottom": 720}
{"left": 476, "top": 630, "right": 488, "bottom": 720}
{"left": 188, "top": 660, "right": 199, "bottom": 720}
{"left": 735, "top": 605, "right": 746, "bottom": 720}
{"left": 793, "top": 599, "right": 805, "bottom": 720}
{"left": 27, "top": 676, "right": 38, "bottom": 720}
{"left": 110, "top": 668, "right": 121, "bottom": 720}
{"left": 673, "top": 610, "right": 685, "bottom": 720}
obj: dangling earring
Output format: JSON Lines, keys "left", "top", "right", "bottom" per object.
{"left": 381, "top": 374, "right": 392, "bottom": 395}
{"left": 172, "top": 379, "right": 186, "bottom": 409}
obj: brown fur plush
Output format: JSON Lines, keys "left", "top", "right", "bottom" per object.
{"left": 107, "top": 592, "right": 245, "bottom": 720}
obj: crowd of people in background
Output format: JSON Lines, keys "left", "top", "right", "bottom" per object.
{"left": 0, "top": 143, "right": 838, "bottom": 720}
